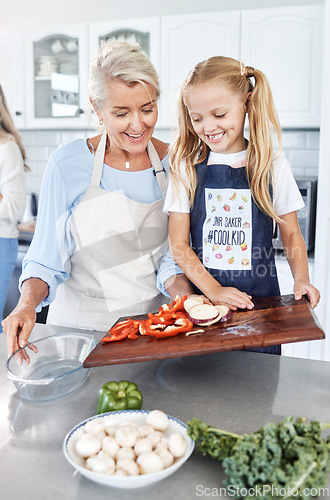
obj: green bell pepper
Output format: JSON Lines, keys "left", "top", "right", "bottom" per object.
{"left": 97, "top": 380, "right": 143, "bottom": 414}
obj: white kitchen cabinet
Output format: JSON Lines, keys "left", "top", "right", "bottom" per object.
{"left": 0, "top": 33, "right": 25, "bottom": 129}
{"left": 159, "top": 11, "right": 241, "bottom": 128}
{"left": 89, "top": 17, "right": 161, "bottom": 73}
{"left": 240, "top": 5, "right": 324, "bottom": 128}
{"left": 88, "top": 17, "right": 161, "bottom": 130}
{"left": 24, "top": 24, "right": 90, "bottom": 129}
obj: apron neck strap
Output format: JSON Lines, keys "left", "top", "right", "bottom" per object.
{"left": 90, "top": 132, "right": 168, "bottom": 197}
{"left": 91, "top": 131, "right": 107, "bottom": 187}
{"left": 147, "top": 140, "right": 168, "bottom": 197}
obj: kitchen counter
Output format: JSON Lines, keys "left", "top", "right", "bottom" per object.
{"left": 1, "top": 324, "right": 329, "bottom": 499}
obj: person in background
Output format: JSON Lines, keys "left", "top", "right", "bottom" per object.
{"left": 163, "top": 56, "right": 320, "bottom": 355}
{"left": 3, "top": 41, "right": 193, "bottom": 358}
{"left": 0, "top": 85, "right": 26, "bottom": 333}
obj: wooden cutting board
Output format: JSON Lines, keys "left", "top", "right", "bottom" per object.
{"left": 83, "top": 294, "right": 324, "bottom": 368}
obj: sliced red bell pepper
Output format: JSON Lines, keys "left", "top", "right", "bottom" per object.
{"left": 102, "top": 296, "right": 192, "bottom": 342}
{"left": 154, "top": 317, "right": 193, "bottom": 338}
{"left": 127, "top": 321, "right": 140, "bottom": 339}
{"left": 102, "top": 327, "right": 130, "bottom": 342}
{"left": 109, "top": 319, "right": 134, "bottom": 334}
{"left": 138, "top": 319, "right": 162, "bottom": 336}
{"left": 138, "top": 316, "right": 193, "bottom": 338}
{"left": 159, "top": 295, "right": 188, "bottom": 314}
{"left": 102, "top": 319, "right": 139, "bottom": 342}
{"left": 170, "top": 295, "right": 188, "bottom": 312}
{"left": 148, "top": 309, "right": 188, "bottom": 326}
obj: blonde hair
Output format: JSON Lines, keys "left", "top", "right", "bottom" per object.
{"left": 0, "top": 85, "right": 29, "bottom": 171}
{"left": 88, "top": 40, "right": 160, "bottom": 112}
{"left": 169, "top": 56, "right": 282, "bottom": 222}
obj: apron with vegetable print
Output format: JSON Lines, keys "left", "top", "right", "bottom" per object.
{"left": 190, "top": 154, "right": 281, "bottom": 354}
{"left": 47, "top": 132, "right": 169, "bottom": 331}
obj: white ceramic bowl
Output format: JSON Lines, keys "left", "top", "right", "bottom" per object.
{"left": 63, "top": 410, "right": 195, "bottom": 488}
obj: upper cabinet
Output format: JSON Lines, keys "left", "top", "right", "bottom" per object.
{"left": 89, "top": 17, "right": 160, "bottom": 73}
{"left": 0, "top": 33, "right": 25, "bottom": 129}
{"left": 240, "top": 5, "right": 324, "bottom": 128}
{"left": 24, "top": 24, "right": 90, "bottom": 128}
{"left": 0, "top": 6, "right": 324, "bottom": 130}
{"left": 88, "top": 17, "right": 161, "bottom": 129}
{"left": 159, "top": 11, "right": 240, "bottom": 128}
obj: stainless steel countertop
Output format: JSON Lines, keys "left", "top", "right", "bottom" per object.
{"left": 1, "top": 324, "right": 329, "bottom": 499}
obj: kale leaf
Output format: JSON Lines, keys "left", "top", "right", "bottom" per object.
{"left": 187, "top": 416, "right": 330, "bottom": 499}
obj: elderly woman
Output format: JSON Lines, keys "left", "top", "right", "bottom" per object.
{"left": 3, "top": 40, "right": 193, "bottom": 357}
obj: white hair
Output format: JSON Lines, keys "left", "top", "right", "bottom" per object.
{"left": 88, "top": 40, "right": 160, "bottom": 111}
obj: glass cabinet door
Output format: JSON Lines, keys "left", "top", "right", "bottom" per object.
{"left": 89, "top": 18, "right": 160, "bottom": 72}
{"left": 25, "top": 24, "right": 89, "bottom": 128}
{"left": 97, "top": 29, "right": 151, "bottom": 57}
{"left": 33, "top": 34, "right": 80, "bottom": 119}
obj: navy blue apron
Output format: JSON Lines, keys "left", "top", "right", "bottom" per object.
{"left": 190, "top": 153, "right": 281, "bottom": 355}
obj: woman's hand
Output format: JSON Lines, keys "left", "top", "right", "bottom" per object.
{"left": 2, "top": 304, "right": 38, "bottom": 364}
{"left": 205, "top": 284, "right": 255, "bottom": 311}
{"left": 293, "top": 279, "right": 321, "bottom": 309}
{"left": 2, "top": 277, "right": 49, "bottom": 363}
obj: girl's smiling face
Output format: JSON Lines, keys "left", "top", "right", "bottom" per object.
{"left": 96, "top": 78, "right": 158, "bottom": 156}
{"left": 184, "top": 82, "right": 248, "bottom": 155}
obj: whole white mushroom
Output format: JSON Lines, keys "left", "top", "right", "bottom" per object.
{"left": 116, "top": 459, "right": 140, "bottom": 476}
{"left": 104, "top": 425, "right": 117, "bottom": 437}
{"left": 134, "top": 437, "right": 153, "bottom": 456}
{"left": 86, "top": 451, "right": 115, "bottom": 474}
{"left": 146, "top": 410, "right": 169, "bottom": 431}
{"left": 84, "top": 420, "right": 105, "bottom": 436}
{"left": 115, "top": 424, "right": 138, "bottom": 448}
{"left": 113, "top": 468, "right": 127, "bottom": 476}
{"left": 168, "top": 432, "right": 187, "bottom": 458}
{"left": 137, "top": 425, "right": 154, "bottom": 438}
{"left": 116, "top": 446, "right": 136, "bottom": 462}
{"left": 75, "top": 433, "right": 102, "bottom": 458}
{"left": 157, "top": 448, "right": 174, "bottom": 468}
{"left": 137, "top": 451, "right": 165, "bottom": 474}
{"left": 102, "top": 436, "right": 120, "bottom": 458}
{"left": 155, "top": 437, "right": 169, "bottom": 453}
{"left": 147, "top": 430, "right": 163, "bottom": 448}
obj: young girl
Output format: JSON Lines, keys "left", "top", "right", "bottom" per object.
{"left": 164, "top": 56, "right": 320, "bottom": 353}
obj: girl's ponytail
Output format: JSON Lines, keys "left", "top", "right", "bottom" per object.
{"left": 245, "top": 67, "right": 282, "bottom": 222}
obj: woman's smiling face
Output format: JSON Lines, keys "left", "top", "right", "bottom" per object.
{"left": 97, "top": 78, "right": 158, "bottom": 155}
{"left": 184, "top": 82, "right": 248, "bottom": 155}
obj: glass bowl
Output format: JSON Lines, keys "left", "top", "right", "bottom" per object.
{"left": 7, "top": 333, "right": 96, "bottom": 402}
{"left": 63, "top": 410, "right": 195, "bottom": 488}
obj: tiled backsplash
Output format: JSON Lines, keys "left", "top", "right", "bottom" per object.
{"left": 20, "top": 128, "right": 320, "bottom": 195}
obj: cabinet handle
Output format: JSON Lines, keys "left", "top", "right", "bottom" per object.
{"left": 78, "top": 109, "right": 84, "bottom": 114}
{"left": 15, "top": 111, "right": 22, "bottom": 116}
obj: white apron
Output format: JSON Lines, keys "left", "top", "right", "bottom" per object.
{"left": 47, "top": 132, "right": 169, "bottom": 331}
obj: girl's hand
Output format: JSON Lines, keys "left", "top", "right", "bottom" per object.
{"left": 187, "top": 294, "right": 212, "bottom": 305}
{"left": 206, "top": 284, "right": 254, "bottom": 311}
{"left": 293, "top": 280, "right": 321, "bottom": 309}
